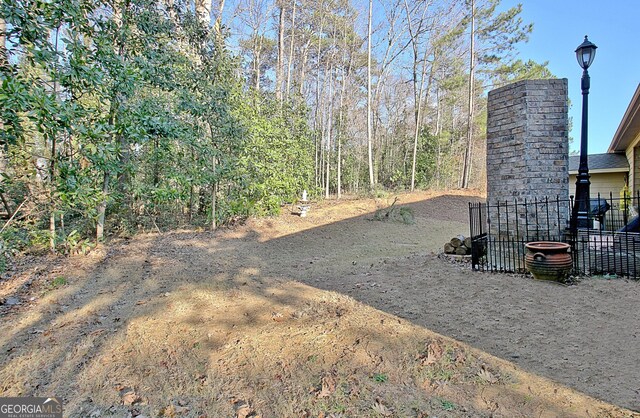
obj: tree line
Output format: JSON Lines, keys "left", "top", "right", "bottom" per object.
{"left": 0, "top": 0, "right": 552, "bottom": 254}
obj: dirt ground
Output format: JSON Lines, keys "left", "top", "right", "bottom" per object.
{"left": 1, "top": 190, "right": 639, "bottom": 417}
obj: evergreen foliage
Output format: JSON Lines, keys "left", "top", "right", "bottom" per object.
{"left": 0, "top": 0, "right": 314, "bottom": 253}
{"left": 0, "top": 0, "right": 552, "bottom": 255}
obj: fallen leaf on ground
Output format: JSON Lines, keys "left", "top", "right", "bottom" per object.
{"left": 317, "top": 375, "right": 337, "bottom": 398}
{"left": 371, "top": 399, "right": 392, "bottom": 416}
{"left": 478, "top": 366, "right": 498, "bottom": 384}
{"left": 118, "top": 387, "right": 142, "bottom": 406}
{"left": 422, "top": 341, "right": 444, "bottom": 365}
{"left": 159, "top": 405, "right": 176, "bottom": 417}
{"left": 231, "top": 399, "right": 254, "bottom": 418}
{"left": 235, "top": 404, "right": 252, "bottom": 418}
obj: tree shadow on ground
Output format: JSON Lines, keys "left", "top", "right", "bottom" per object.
{"left": 0, "top": 193, "right": 637, "bottom": 416}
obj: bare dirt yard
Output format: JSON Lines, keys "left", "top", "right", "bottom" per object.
{"left": 1, "top": 190, "right": 639, "bottom": 417}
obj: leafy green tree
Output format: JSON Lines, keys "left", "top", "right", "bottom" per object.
{"left": 492, "top": 58, "right": 553, "bottom": 85}
{"left": 235, "top": 93, "right": 314, "bottom": 215}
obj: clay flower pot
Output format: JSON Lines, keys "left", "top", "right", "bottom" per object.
{"left": 524, "top": 241, "right": 573, "bottom": 282}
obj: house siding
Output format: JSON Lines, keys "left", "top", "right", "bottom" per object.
{"left": 635, "top": 144, "right": 640, "bottom": 192}
{"left": 625, "top": 133, "right": 640, "bottom": 192}
{"left": 569, "top": 172, "right": 627, "bottom": 203}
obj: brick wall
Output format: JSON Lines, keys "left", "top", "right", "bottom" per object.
{"left": 486, "top": 79, "right": 570, "bottom": 240}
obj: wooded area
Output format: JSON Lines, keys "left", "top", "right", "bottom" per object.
{"left": 0, "top": 0, "right": 552, "bottom": 254}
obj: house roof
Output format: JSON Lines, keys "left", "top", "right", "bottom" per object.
{"left": 568, "top": 152, "right": 629, "bottom": 174}
{"left": 609, "top": 83, "right": 640, "bottom": 152}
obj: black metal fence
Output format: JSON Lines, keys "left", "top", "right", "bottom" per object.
{"left": 469, "top": 192, "right": 640, "bottom": 279}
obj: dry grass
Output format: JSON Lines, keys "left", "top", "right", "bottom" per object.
{"left": 0, "top": 190, "right": 638, "bottom": 417}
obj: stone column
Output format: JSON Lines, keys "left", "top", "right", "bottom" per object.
{"left": 486, "top": 78, "right": 570, "bottom": 241}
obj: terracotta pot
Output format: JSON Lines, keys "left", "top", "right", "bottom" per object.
{"left": 524, "top": 241, "right": 572, "bottom": 282}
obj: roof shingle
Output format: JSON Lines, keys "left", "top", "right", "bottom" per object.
{"left": 568, "top": 153, "right": 629, "bottom": 173}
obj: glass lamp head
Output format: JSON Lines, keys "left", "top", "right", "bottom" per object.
{"left": 575, "top": 36, "right": 597, "bottom": 70}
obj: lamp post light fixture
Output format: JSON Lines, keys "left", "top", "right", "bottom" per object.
{"left": 571, "top": 35, "right": 598, "bottom": 232}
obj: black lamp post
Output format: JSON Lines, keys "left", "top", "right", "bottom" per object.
{"left": 571, "top": 35, "right": 597, "bottom": 232}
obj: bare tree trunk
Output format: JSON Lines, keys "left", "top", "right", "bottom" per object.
{"left": 461, "top": 0, "right": 475, "bottom": 189}
{"left": 403, "top": 0, "right": 431, "bottom": 192}
{"left": 410, "top": 48, "right": 431, "bottom": 191}
{"left": 315, "top": 71, "right": 323, "bottom": 189}
{"left": 435, "top": 81, "right": 442, "bottom": 189}
{"left": 285, "top": 0, "right": 296, "bottom": 99}
{"left": 276, "top": 3, "right": 285, "bottom": 102}
{"left": 298, "top": 39, "right": 310, "bottom": 96}
{"left": 0, "top": 16, "right": 9, "bottom": 216}
{"left": 211, "top": 155, "right": 217, "bottom": 231}
{"left": 254, "top": 35, "right": 262, "bottom": 90}
{"left": 366, "top": 0, "right": 375, "bottom": 188}
{"left": 320, "top": 115, "right": 325, "bottom": 192}
{"left": 96, "top": 172, "right": 109, "bottom": 241}
{"left": 213, "top": 0, "right": 226, "bottom": 38}
{"left": 319, "top": 61, "right": 330, "bottom": 192}
{"left": 48, "top": 25, "right": 63, "bottom": 251}
{"left": 0, "top": 16, "right": 6, "bottom": 69}
{"left": 195, "top": 0, "right": 212, "bottom": 27}
{"left": 337, "top": 55, "right": 351, "bottom": 200}
{"left": 314, "top": 131, "right": 319, "bottom": 188}
{"left": 189, "top": 185, "right": 194, "bottom": 222}
{"left": 206, "top": 122, "right": 218, "bottom": 230}
{"left": 98, "top": 102, "right": 117, "bottom": 242}
{"left": 314, "top": 14, "right": 325, "bottom": 188}
{"left": 97, "top": 0, "right": 132, "bottom": 242}
{"left": 325, "top": 65, "right": 334, "bottom": 198}
{"left": 337, "top": 121, "right": 342, "bottom": 199}
{"left": 164, "top": 0, "right": 177, "bottom": 23}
